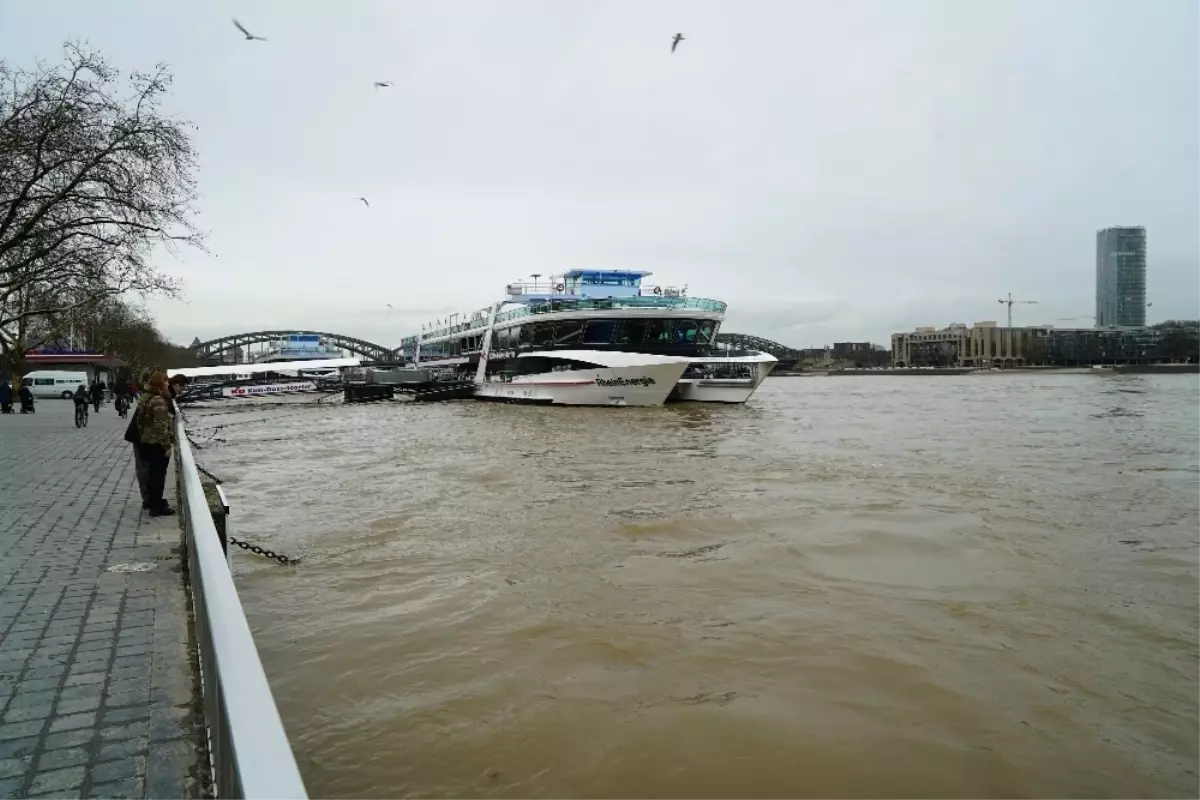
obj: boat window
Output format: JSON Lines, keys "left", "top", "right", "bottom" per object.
{"left": 614, "top": 320, "right": 649, "bottom": 345}
{"left": 696, "top": 321, "right": 715, "bottom": 344}
{"left": 582, "top": 320, "right": 616, "bottom": 344}
{"left": 686, "top": 362, "right": 753, "bottom": 380}
{"left": 672, "top": 320, "right": 700, "bottom": 343}
{"left": 497, "top": 355, "right": 608, "bottom": 376}
{"left": 507, "top": 326, "right": 521, "bottom": 347}
{"left": 532, "top": 322, "right": 557, "bottom": 347}
{"left": 643, "top": 319, "right": 670, "bottom": 343}
{"left": 554, "top": 321, "right": 584, "bottom": 346}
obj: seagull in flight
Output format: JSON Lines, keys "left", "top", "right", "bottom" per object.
{"left": 356, "top": 197, "right": 370, "bottom": 208}
{"left": 374, "top": 81, "right": 394, "bottom": 89}
{"left": 232, "top": 18, "right": 268, "bottom": 41}
{"left": 387, "top": 303, "right": 394, "bottom": 309}
{"left": 671, "top": 33, "right": 685, "bottom": 53}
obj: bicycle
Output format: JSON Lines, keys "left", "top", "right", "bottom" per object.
{"left": 115, "top": 395, "right": 129, "bottom": 418}
{"left": 74, "top": 401, "right": 88, "bottom": 428}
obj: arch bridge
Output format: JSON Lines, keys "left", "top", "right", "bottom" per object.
{"left": 188, "top": 330, "right": 397, "bottom": 363}
{"left": 715, "top": 332, "right": 800, "bottom": 366}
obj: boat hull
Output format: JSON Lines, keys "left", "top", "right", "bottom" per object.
{"left": 670, "top": 352, "right": 778, "bottom": 404}
{"left": 476, "top": 360, "right": 687, "bottom": 406}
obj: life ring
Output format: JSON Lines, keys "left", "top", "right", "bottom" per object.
{"left": 554, "top": 283, "right": 565, "bottom": 292}
{"left": 653, "top": 286, "right": 662, "bottom": 295}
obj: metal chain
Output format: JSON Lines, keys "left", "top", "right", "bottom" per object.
{"left": 182, "top": 423, "right": 298, "bottom": 565}
{"left": 228, "top": 536, "right": 297, "bottom": 565}
{"left": 194, "top": 463, "right": 226, "bottom": 484}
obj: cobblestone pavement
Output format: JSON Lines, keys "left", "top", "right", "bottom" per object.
{"left": 0, "top": 404, "right": 202, "bottom": 799}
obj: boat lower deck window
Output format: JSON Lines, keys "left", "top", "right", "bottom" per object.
{"left": 582, "top": 320, "right": 616, "bottom": 345}
{"left": 554, "top": 321, "right": 584, "bottom": 346}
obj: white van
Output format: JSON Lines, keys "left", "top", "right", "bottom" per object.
{"left": 23, "top": 370, "right": 90, "bottom": 399}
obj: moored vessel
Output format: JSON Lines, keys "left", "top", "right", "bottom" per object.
{"left": 400, "top": 270, "right": 776, "bottom": 406}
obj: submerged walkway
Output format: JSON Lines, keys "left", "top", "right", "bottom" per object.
{"left": 0, "top": 406, "right": 202, "bottom": 799}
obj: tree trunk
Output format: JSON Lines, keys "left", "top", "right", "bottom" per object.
{"left": 1, "top": 346, "right": 27, "bottom": 381}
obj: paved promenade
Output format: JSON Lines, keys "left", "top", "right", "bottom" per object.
{"left": 0, "top": 404, "right": 202, "bottom": 799}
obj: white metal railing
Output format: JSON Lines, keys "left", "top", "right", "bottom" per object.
{"left": 173, "top": 414, "right": 308, "bottom": 799}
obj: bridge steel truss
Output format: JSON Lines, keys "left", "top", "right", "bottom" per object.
{"left": 715, "top": 332, "right": 800, "bottom": 364}
{"left": 191, "top": 330, "right": 798, "bottom": 367}
{"left": 188, "top": 330, "right": 398, "bottom": 363}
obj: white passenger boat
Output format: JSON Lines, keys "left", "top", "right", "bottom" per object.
{"left": 399, "top": 270, "right": 776, "bottom": 406}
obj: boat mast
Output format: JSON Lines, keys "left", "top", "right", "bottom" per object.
{"left": 473, "top": 302, "right": 503, "bottom": 384}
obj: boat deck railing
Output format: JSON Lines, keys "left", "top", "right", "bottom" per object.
{"left": 492, "top": 296, "right": 726, "bottom": 326}
{"left": 410, "top": 296, "right": 727, "bottom": 342}
{"left": 173, "top": 414, "right": 308, "bottom": 799}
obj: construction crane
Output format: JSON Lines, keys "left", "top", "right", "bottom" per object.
{"left": 998, "top": 292, "right": 1038, "bottom": 327}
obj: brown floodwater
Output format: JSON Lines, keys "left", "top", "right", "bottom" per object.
{"left": 183, "top": 372, "right": 1199, "bottom": 798}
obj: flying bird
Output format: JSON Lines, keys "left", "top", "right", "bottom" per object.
{"left": 374, "top": 81, "right": 393, "bottom": 89}
{"left": 387, "top": 304, "right": 394, "bottom": 309}
{"left": 356, "top": 197, "right": 370, "bottom": 208}
{"left": 671, "top": 33, "right": 685, "bottom": 53}
{"left": 232, "top": 18, "right": 268, "bottom": 41}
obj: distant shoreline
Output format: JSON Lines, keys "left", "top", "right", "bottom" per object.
{"left": 772, "top": 363, "right": 1199, "bottom": 378}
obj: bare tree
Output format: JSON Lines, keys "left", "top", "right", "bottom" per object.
{"left": 0, "top": 43, "right": 203, "bottom": 375}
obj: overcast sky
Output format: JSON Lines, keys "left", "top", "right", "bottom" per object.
{"left": 2, "top": 0, "right": 1197, "bottom": 349}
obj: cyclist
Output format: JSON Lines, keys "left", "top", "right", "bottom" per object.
{"left": 73, "top": 384, "right": 89, "bottom": 427}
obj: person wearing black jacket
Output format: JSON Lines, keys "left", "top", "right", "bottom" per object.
{"left": 18, "top": 380, "right": 34, "bottom": 413}
{"left": 89, "top": 380, "right": 104, "bottom": 413}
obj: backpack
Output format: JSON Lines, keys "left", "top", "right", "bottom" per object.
{"left": 124, "top": 399, "right": 145, "bottom": 444}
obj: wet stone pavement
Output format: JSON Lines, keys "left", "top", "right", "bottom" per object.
{"left": 0, "top": 405, "right": 202, "bottom": 799}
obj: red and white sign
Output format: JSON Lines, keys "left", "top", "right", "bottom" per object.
{"left": 221, "top": 381, "right": 318, "bottom": 398}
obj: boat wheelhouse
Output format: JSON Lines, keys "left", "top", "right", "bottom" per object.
{"left": 399, "top": 270, "right": 775, "bottom": 406}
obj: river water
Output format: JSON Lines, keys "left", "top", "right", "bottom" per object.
{"left": 185, "top": 372, "right": 1199, "bottom": 798}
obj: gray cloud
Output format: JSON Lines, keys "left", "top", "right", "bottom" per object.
{"left": 3, "top": 0, "right": 1195, "bottom": 351}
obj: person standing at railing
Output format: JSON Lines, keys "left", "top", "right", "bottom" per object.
{"left": 167, "top": 373, "right": 189, "bottom": 409}
{"left": 125, "top": 372, "right": 152, "bottom": 508}
{"left": 137, "top": 372, "right": 176, "bottom": 517}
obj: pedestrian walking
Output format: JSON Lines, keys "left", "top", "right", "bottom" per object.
{"left": 0, "top": 378, "right": 12, "bottom": 414}
{"left": 17, "top": 379, "right": 34, "bottom": 413}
